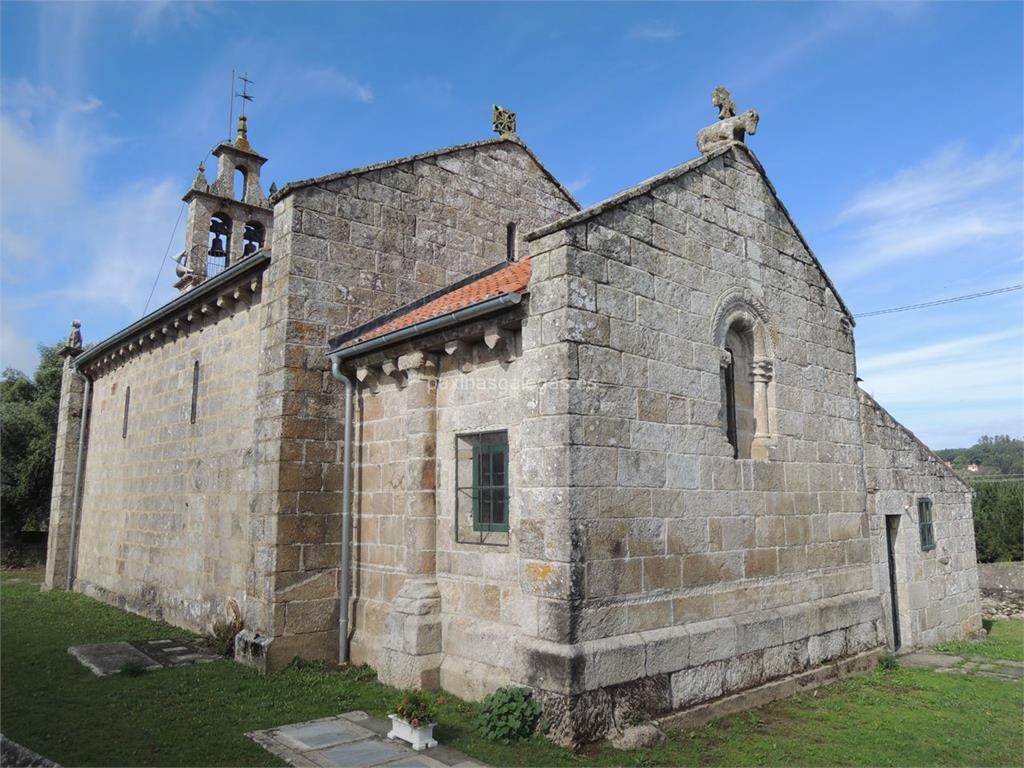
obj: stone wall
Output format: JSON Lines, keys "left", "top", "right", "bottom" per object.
{"left": 260, "top": 137, "right": 578, "bottom": 667}
{"left": 71, "top": 295, "right": 265, "bottom": 635}
{"left": 515, "top": 144, "right": 883, "bottom": 745}
{"left": 43, "top": 352, "right": 86, "bottom": 590}
{"left": 860, "top": 390, "right": 982, "bottom": 648}
{"left": 344, "top": 340, "right": 528, "bottom": 695}
{"left": 978, "top": 561, "right": 1024, "bottom": 594}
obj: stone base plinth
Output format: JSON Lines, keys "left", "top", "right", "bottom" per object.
{"left": 379, "top": 578, "right": 443, "bottom": 689}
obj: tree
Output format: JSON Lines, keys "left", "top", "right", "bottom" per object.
{"left": 936, "top": 435, "right": 1024, "bottom": 477}
{"left": 0, "top": 342, "right": 63, "bottom": 541}
{"left": 972, "top": 480, "right": 1024, "bottom": 563}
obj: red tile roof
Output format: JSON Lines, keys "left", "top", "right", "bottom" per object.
{"left": 336, "top": 258, "right": 531, "bottom": 349}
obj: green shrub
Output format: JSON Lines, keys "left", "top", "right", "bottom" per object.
{"left": 878, "top": 654, "right": 900, "bottom": 671}
{"left": 972, "top": 480, "right": 1024, "bottom": 563}
{"left": 476, "top": 686, "right": 542, "bottom": 744}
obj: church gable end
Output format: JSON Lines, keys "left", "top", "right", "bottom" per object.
{"left": 518, "top": 143, "right": 877, "bottom": 745}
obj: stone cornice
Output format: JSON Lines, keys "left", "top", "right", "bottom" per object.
{"left": 74, "top": 251, "right": 270, "bottom": 378}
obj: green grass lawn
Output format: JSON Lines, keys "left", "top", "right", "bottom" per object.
{"left": 2, "top": 569, "right": 1022, "bottom": 767}
{"left": 935, "top": 618, "right": 1024, "bottom": 662}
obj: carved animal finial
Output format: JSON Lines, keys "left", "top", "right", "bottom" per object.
{"left": 712, "top": 85, "right": 736, "bottom": 119}
{"left": 697, "top": 86, "right": 759, "bottom": 154}
{"left": 67, "top": 319, "right": 82, "bottom": 350}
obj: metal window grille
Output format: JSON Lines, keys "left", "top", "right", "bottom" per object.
{"left": 472, "top": 440, "right": 509, "bottom": 532}
{"left": 918, "top": 497, "right": 935, "bottom": 551}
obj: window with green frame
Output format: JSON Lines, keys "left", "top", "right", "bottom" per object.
{"left": 472, "top": 434, "right": 509, "bottom": 532}
{"left": 917, "top": 497, "right": 935, "bottom": 551}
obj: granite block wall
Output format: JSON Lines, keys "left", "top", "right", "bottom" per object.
{"left": 43, "top": 352, "right": 87, "bottom": 591}
{"left": 860, "top": 390, "right": 982, "bottom": 648}
{"left": 514, "top": 144, "right": 883, "bottom": 744}
{"left": 260, "top": 138, "right": 578, "bottom": 666}
{"left": 70, "top": 291, "right": 265, "bottom": 635}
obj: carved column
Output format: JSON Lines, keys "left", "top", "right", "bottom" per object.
{"left": 380, "top": 352, "right": 443, "bottom": 689}
{"left": 750, "top": 357, "right": 774, "bottom": 460}
{"left": 43, "top": 346, "right": 86, "bottom": 591}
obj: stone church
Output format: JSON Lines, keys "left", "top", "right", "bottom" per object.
{"left": 45, "top": 90, "right": 981, "bottom": 745}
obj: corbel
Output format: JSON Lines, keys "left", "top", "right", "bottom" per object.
{"left": 443, "top": 339, "right": 475, "bottom": 373}
{"left": 355, "top": 366, "right": 380, "bottom": 395}
{"left": 380, "top": 358, "right": 407, "bottom": 389}
{"left": 483, "top": 323, "right": 514, "bottom": 364}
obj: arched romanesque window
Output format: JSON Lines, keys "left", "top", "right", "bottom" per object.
{"left": 722, "top": 321, "right": 756, "bottom": 458}
{"left": 207, "top": 213, "right": 231, "bottom": 277}
{"left": 714, "top": 291, "right": 775, "bottom": 460}
{"left": 242, "top": 221, "right": 265, "bottom": 258}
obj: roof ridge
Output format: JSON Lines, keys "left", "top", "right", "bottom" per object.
{"left": 525, "top": 144, "right": 732, "bottom": 242}
{"left": 524, "top": 142, "right": 853, "bottom": 322}
{"left": 858, "top": 387, "right": 971, "bottom": 492}
{"left": 272, "top": 135, "right": 580, "bottom": 210}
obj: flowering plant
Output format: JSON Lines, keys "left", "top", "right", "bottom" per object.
{"left": 392, "top": 690, "right": 445, "bottom": 727}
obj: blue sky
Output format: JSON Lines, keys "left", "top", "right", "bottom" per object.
{"left": 1, "top": 1, "right": 1021, "bottom": 448}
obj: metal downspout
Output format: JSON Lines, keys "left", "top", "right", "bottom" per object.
{"left": 330, "top": 358, "right": 354, "bottom": 664}
{"left": 65, "top": 369, "right": 92, "bottom": 591}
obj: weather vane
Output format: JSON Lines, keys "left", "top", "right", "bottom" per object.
{"left": 235, "top": 72, "right": 255, "bottom": 116}
{"left": 227, "top": 70, "right": 256, "bottom": 141}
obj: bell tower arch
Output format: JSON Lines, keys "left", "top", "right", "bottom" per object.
{"left": 175, "top": 115, "right": 273, "bottom": 291}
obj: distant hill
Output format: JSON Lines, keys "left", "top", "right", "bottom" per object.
{"left": 936, "top": 435, "right": 1023, "bottom": 478}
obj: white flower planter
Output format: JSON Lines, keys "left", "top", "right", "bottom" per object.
{"left": 387, "top": 715, "right": 437, "bottom": 751}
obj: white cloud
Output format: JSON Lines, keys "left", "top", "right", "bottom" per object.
{"left": 858, "top": 327, "right": 1024, "bottom": 445}
{"left": 832, "top": 141, "right": 1024, "bottom": 280}
{"left": 0, "top": 316, "right": 40, "bottom": 374}
{"left": 1, "top": 77, "right": 182, "bottom": 347}
{"left": 0, "top": 114, "right": 80, "bottom": 210}
{"left": 566, "top": 175, "right": 591, "bottom": 193}
{"left": 129, "top": 1, "right": 211, "bottom": 40}
{"left": 304, "top": 67, "right": 374, "bottom": 103}
{"left": 628, "top": 22, "right": 680, "bottom": 41}
{"left": 75, "top": 179, "right": 183, "bottom": 314}
{"left": 71, "top": 97, "right": 102, "bottom": 113}
{"left": 858, "top": 330, "right": 1019, "bottom": 373}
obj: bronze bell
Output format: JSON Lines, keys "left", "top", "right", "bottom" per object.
{"left": 243, "top": 241, "right": 256, "bottom": 258}
{"left": 209, "top": 235, "right": 226, "bottom": 258}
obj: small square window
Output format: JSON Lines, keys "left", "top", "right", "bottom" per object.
{"left": 456, "top": 431, "right": 510, "bottom": 542}
{"left": 473, "top": 438, "right": 509, "bottom": 533}
{"left": 917, "top": 497, "right": 935, "bottom": 551}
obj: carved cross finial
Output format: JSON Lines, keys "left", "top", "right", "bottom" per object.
{"left": 492, "top": 104, "right": 516, "bottom": 136}
{"left": 712, "top": 86, "right": 736, "bottom": 120}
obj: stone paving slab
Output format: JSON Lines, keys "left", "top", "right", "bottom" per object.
{"left": 68, "top": 639, "right": 220, "bottom": 676}
{"left": 68, "top": 642, "right": 163, "bottom": 676}
{"left": 901, "top": 651, "right": 1023, "bottom": 681}
{"left": 129, "top": 639, "right": 221, "bottom": 667}
{"left": 248, "top": 711, "right": 485, "bottom": 768}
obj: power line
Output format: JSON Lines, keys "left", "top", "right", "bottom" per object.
{"left": 143, "top": 202, "right": 186, "bottom": 315}
{"left": 855, "top": 283, "right": 1024, "bottom": 318}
